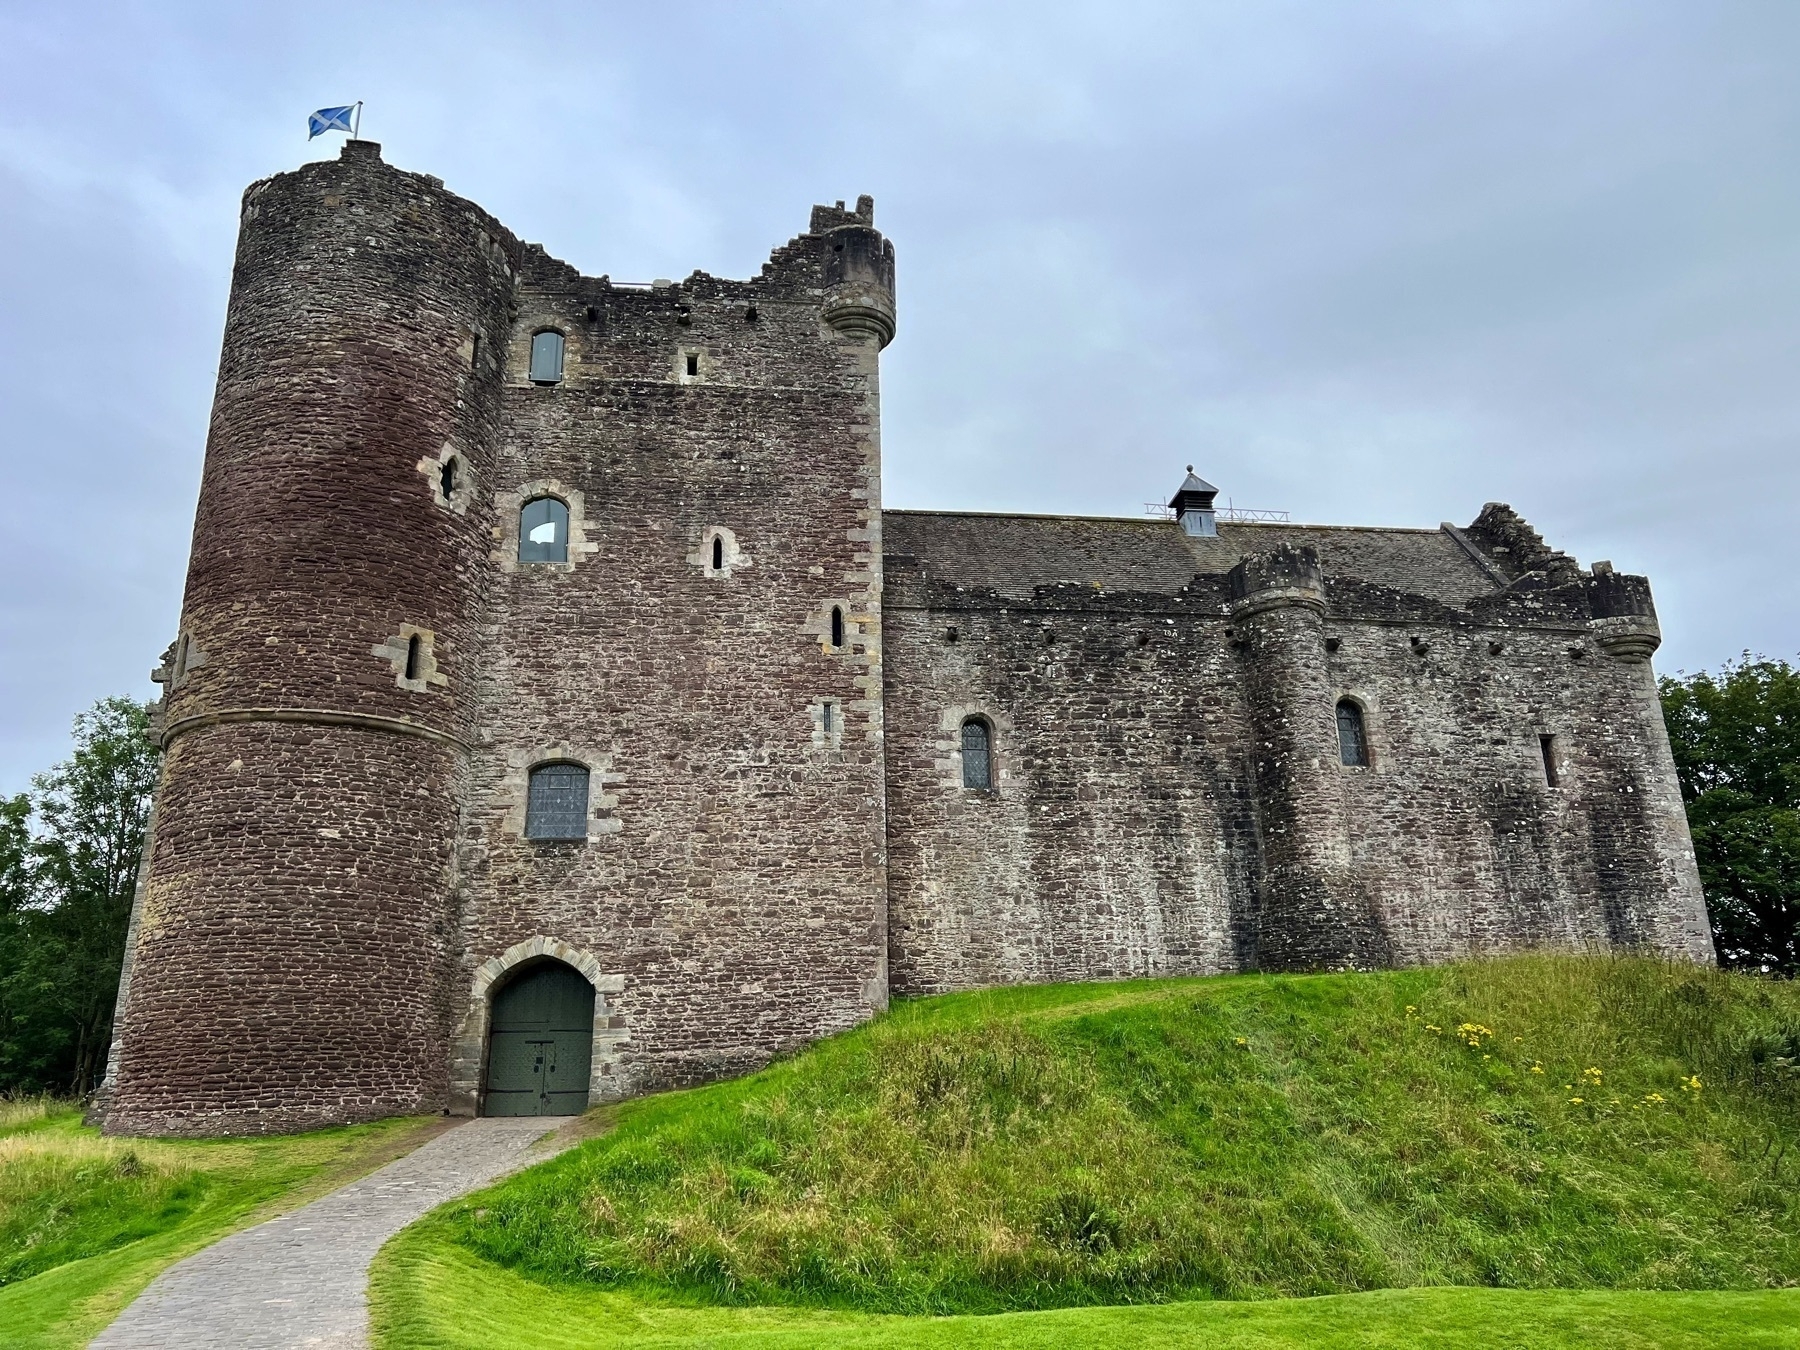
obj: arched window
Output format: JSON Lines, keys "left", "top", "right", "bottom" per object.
{"left": 525, "top": 762, "right": 590, "bottom": 840}
{"left": 712, "top": 535, "right": 724, "bottom": 571}
{"left": 961, "top": 717, "right": 993, "bottom": 791}
{"left": 519, "top": 497, "right": 570, "bottom": 563}
{"left": 529, "top": 330, "right": 565, "bottom": 384}
{"left": 439, "top": 457, "right": 459, "bottom": 500}
{"left": 830, "top": 606, "right": 845, "bottom": 649}
{"left": 404, "top": 634, "right": 423, "bottom": 682}
{"left": 1336, "top": 699, "right": 1369, "bottom": 767}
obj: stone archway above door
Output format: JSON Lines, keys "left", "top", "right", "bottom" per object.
{"left": 448, "top": 936, "right": 629, "bottom": 1117}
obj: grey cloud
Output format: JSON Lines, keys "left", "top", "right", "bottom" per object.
{"left": 2, "top": 0, "right": 1795, "bottom": 787}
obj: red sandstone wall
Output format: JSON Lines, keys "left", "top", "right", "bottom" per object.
{"left": 450, "top": 221, "right": 893, "bottom": 1103}
{"left": 106, "top": 143, "right": 520, "bottom": 1135}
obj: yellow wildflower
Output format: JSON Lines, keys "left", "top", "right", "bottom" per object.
{"left": 1569, "top": 1097, "right": 1584, "bottom": 1105}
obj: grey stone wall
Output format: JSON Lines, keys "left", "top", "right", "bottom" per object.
{"left": 883, "top": 511, "right": 1713, "bottom": 996}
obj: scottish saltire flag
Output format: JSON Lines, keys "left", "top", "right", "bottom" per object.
{"left": 308, "top": 105, "right": 356, "bottom": 139}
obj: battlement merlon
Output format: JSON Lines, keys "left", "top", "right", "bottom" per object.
{"left": 241, "top": 140, "right": 530, "bottom": 279}
{"left": 286, "top": 140, "right": 897, "bottom": 339}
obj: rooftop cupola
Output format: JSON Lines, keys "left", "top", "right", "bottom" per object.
{"left": 1169, "top": 467, "right": 1219, "bottom": 537}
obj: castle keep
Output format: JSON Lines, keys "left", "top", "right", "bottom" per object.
{"left": 100, "top": 142, "right": 1712, "bottom": 1135}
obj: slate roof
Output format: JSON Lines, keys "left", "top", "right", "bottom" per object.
{"left": 882, "top": 510, "right": 1503, "bottom": 609}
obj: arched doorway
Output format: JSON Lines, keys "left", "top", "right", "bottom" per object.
{"left": 482, "top": 960, "right": 594, "bottom": 1116}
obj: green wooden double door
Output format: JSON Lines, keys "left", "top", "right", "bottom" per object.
{"left": 484, "top": 961, "right": 595, "bottom": 1117}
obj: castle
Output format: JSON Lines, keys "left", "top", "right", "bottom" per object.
{"left": 99, "top": 141, "right": 1712, "bottom": 1136}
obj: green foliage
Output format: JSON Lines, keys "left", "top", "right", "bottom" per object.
{"left": 0, "top": 698, "right": 160, "bottom": 1095}
{"left": 433, "top": 958, "right": 1800, "bottom": 1318}
{"left": 0, "top": 1105, "right": 431, "bottom": 1349}
{"left": 1661, "top": 656, "right": 1800, "bottom": 975}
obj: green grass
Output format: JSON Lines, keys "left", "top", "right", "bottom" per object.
{"left": 377, "top": 954, "right": 1800, "bottom": 1342}
{"left": 0, "top": 1099, "right": 439, "bottom": 1349}
{"left": 372, "top": 1221, "right": 1800, "bottom": 1347}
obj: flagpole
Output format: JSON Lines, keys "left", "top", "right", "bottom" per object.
{"left": 352, "top": 102, "right": 362, "bottom": 140}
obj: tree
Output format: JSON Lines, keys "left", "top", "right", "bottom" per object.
{"left": 0, "top": 792, "right": 40, "bottom": 1085}
{"left": 1661, "top": 657, "right": 1800, "bottom": 976}
{"left": 0, "top": 698, "right": 160, "bottom": 1095}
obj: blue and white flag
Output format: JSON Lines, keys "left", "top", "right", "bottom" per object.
{"left": 308, "top": 105, "right": 357, "bottom": 140}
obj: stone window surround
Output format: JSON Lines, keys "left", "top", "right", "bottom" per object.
{"left": 152, "top": 629, "right": 207, "bottom": 693}
{"left": 448, "top": 935, "right": 630, "bottom": 1116}
{"left": 493, "top": 479, "right": 597, "bottom": 574}
{"left": 935, "top": 703, "right": 1011, "bottom": 793}
{"left": 523, "top": 325, "right": 569, "bottom": 386}
{"left": 372, "top": 624, "right": 447, "bottom": 694}
{"left": 496, "top": 743, "right": 622, "bottom": 841}
{"left": 418, "top": 441, "right": 474, "bottom": 516}
{"left": 810, "top": 698, "right": 845, "bottom": 753}
{"left": 1537, "top": 728, "right": 1575, "bottom": 789}
{"left": 674, "top": 345, "right": 711, "bottom": 384}
{"left": 802, "top": 598, "right": 863, "bottom": 653}
{"left": 690, "top": 524, "right": 750, "bottom": 579}
{"left": 1334, "top": 691, "right": 1375, "bottom": 771}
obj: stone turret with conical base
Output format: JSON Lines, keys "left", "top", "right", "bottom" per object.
{"left": 1229, "top": 543, "right": 1391, "bottom": 971}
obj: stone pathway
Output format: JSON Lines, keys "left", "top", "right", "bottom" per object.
{"left": 94, "top": 1116, "right": 571, "bottom": 1349}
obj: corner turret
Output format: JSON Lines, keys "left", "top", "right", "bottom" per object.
{"left": 1585, "top": 565, "right": 1661, "bottom": 663}
{"left": 818, "top": 195, "right": 896, "bottom": 347}
{"left": 1228, "top": 543, "right": 1390, "bottom": 971}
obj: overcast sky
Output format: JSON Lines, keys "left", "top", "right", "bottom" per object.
{"left": 2, "top": 1, "right": 1796, "bottom": 791}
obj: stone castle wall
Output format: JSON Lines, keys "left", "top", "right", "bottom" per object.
{"left": 448, "top": 216, "right": 892, "bottom": 1107}
{"left": 101, "top": 143, "right": 1709, "bottom": 1137}
{"left": 104, "top": 142, "right": 519, "bottom": 1135}
{"left": 883, "top": 514, "right": 1712, "bottom": 995}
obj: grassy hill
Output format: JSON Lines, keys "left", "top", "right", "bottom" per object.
{"left": 386, "top": 954, "right": 1800, "bottom": 1336}
{"left": 0, "top": 1101, "right": 435, "bottom": 1349}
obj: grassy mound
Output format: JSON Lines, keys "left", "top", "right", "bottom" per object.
{"left": 435, "top": 956, "right": 1800, "bottom": 1316}
{"left": 0, "top": 1101, "right": 434, "bottom": 1349}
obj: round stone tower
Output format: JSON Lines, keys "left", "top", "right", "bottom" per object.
{"left": 1229, "top": 543, "right": 1392, "bottom": 971}
{"left": 103, "top": 141, "right": 520, "bottom": 1135}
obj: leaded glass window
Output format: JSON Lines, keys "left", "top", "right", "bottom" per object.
{"left": 529, "top": 330, "right": 565, "bottom": 384}
{"left": 1336, "top": 699, "right": 1369, "bottom": 767}
{"left": 526, "top": 762, "right": 589, "bottom": 840}
{"left": 962, "top": 718, "right": 993, "bottom": 791}
{"left": 519, "top": 497, "right": 570, "bottom": 563}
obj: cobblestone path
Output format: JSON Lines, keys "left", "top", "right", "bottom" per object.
{"left": 93, "top": 1116, "right": 569, "bottom": 1349}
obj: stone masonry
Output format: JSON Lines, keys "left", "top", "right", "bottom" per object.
{"left": 99, "top": 143, "right": 1710, "bottom": 1136}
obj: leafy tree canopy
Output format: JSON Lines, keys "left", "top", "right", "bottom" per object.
{"left": 1661, "top": 656, "right": 1800, "bottom": 976}
{"left": 0, "top": 698, "right": 159, "bottom": 1095}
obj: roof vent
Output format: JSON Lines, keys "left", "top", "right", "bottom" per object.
{"left": 1168, "top": 467, "right": 1219, "bottom": 537}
